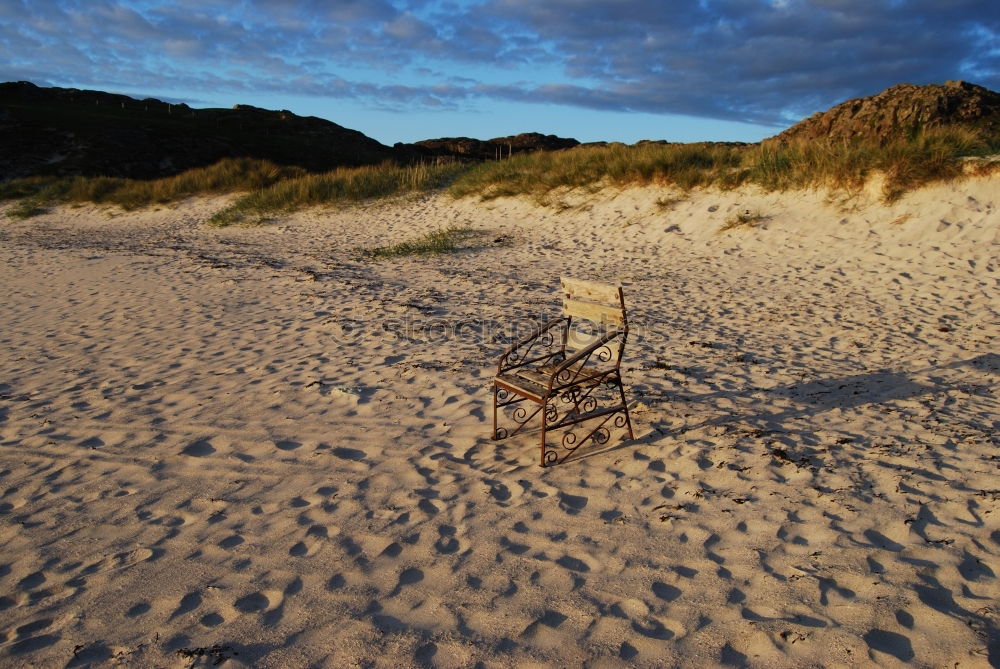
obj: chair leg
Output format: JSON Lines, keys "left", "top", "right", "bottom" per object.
{"left": 539, "top": 398, "right": 548, "bottom": 467}
{"left": 617, "top": 380, "right": 635, "bottom": 440}
{"left": 492, "top": 383, "right": 499, "bottom": 440}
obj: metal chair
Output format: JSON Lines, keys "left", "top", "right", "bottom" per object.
{"left": 492, "top": 277, "right": 635, "bottom": 466}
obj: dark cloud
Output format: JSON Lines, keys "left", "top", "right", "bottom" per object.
{"left": 1, "top": 0, "right": 997, "bottom": 126}
{"left": 467, "top": 0, "right": 1000, "bottom": 123}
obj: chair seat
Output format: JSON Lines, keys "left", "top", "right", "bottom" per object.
{"left": 495, "top": 372, "right": 548, "bottom": 401}
{"left": 537, "top": 362, "right": 614, "bottom": 385}
{"left": 496, "top": 363, "right": 618, "bottom": 402}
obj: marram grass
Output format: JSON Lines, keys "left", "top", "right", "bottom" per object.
{"left": 447, "top": 142, "right": 745, "bottom": 203}
{"left": 1, "top": 158, "right": 304, "bottom": 218}
{"left": 208, "top": 162, "right": 465, "bottom": 226}
{"left": 448, "top": 126, "right": 997, "bottom": 204}
{"left": 2, "top": 126, "right": 996, "bottom": 223}
{"left": 360, "top": 226, "right": 475, "bottom": 259}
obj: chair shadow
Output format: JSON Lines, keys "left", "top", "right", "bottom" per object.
{"left": 573, "top": 352, "right": 999, "bottom": 464}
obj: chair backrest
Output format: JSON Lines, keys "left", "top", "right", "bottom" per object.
{"left": 560, "top": 278, "right": 627, "bottom": 365}
{"left": 560, "top": 277, "right": 626, "bottom": 329}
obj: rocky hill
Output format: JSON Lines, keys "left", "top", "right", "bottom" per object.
{"left": 0, "top": 81, "right": 399, "bottom": 180}
{"left": 767, "top": 80, "right": 1000, "bottom": 145}
{"left": 0, "top": 82, "right": 584, "bottom": 181}
{"left": 394, "top": 132, "right": 579, "bottom": 162}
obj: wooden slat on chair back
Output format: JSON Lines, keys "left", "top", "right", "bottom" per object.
{"left": 561, "top": 277, "right": 626, "bottom": 327}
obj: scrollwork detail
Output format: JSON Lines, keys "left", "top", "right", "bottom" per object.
{"left": 506, "top": 328, "right": 557, "bottom": 367}
{"left": 512, "top": 405, "right": 530, "bottom": 425}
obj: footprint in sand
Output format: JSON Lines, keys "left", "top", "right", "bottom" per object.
{"left": 274, "top": 439, "right": 301, "bottom": 451}
{"left": 485, "top": 479, "right": 512, "bottom": 502}
{"left": 863, "top": 628, "right": 915, "bottom": 662}
{"left": 521, "top": 610, "right": 568, "bottom": 638}
{"left": 499, "top": 536, "right": 530, "bottom": 556}
{"left": 389, "top": 567, "right": 424, "bottom": 597}
{"left": 7, "top": 618, "right": 60, "bottom": 655}
{"left": 631, "top": 617, "right": 675, "bottom": 640}
{"left": 418, "top": 498, "right": 441, "bottom": 515}
{"left": 331, "top": 446, "right": 366, "bottom": 462}
{"left": 17, "top": 571, "right": 46, "bottom": 591}
{"left": 180, "top": 438, "right": 215, "bottom": 457}
{"left": 234, "top": 591, "right": 269, "bottom": 613}
{"left": 125, "top": 602, "right": 151, "bottom": 618}
{"left": 615, "top": 598, "right": 685, "bottom": 641}
{"left": 78, "top": 436, "right": 105, "bottom": 449}
{"left": 289, "top": 538, "right": 321, "bottom": 557}
{"left": 78, "top": 547, "right": 158, "bottom": 576}
{"left": 168, "top": 591, "right": 202, "bottom": 620}
{"left": 199, "top": 611, "right": 225, "bottom": 627}
{"left": 325, "top": 573, "right": 347, "bottom": 592}
{"left": 555, "top": 555, "right": 590, "bottom": 573}
{"left": 434, "top": 525, "right": 460, "bottom": 554}
{"left": 380, "top": 542, "right": 404, "bottom": 558}
{"left": 306, "top": 524, "right": 331, "bottom": 539}
{"left": 558, "top": 492, "right": 588, "bottom": 515}
{"left": 232, "top": 578, "right": 300, "bottom": 627}
{"left": 218, "top": 534, "right": 244, "bottom": 550}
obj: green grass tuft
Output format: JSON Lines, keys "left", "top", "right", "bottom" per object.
{"left": 6, "top": 197, "right": 48, "bottom": 219}
{"left": 360, "top": 226, "right": 475, "bottom": 259}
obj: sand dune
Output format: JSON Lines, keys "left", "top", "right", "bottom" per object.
{"left": 0, "top": 176, "right": 997, "bottom": 667}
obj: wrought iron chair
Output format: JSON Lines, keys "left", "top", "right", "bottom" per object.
{"left": 492, "top": 277, "right": 635, "bottom": 466}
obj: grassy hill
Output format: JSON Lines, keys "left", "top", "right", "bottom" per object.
{"left": 3, "top": 81, "right": 999, "bottom": 224}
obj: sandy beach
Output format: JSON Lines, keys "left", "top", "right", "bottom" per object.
{"left": 1, "top": 176, "right": 998, "bottom": 667}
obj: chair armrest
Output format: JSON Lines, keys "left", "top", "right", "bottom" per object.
{"left": 548, "top": 329, "right": 624, "bottom": 390}
{"left": 497, "top": 316, "right": 567, "bottom": 373}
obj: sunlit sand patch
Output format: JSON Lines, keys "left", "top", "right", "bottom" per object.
{"left": 0, "top": 175, "right": 997, "bottom": 666}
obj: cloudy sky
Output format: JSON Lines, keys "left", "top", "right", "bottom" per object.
{"left": 2, "top": 0, "right": 998, "bottom": 144}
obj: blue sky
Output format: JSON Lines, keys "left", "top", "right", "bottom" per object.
{"left": 2, "top": 0, "right": 998, "bottom": 145}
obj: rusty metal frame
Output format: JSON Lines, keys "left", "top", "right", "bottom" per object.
{"left": 492, "top": 299, "right": 634, "bottom": 467}
{"left": 496, "top": 317, "right": 568, "bottom": 374}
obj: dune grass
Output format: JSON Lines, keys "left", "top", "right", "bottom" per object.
{"left": 5, "top": 197, "right": 49, "bottom": 220}
{"left": 742, "top": 126, "right": 990, "bottom": 200}
{"left": 2, "top": 127, "right": 995, "bottom": 224}
{"left": 0, "top": 158, "right": 463, "bottom": 224}
{"left": 0, "top": 158, "right": 305, "bottom": 218}
{"left": 208, "top": 161, "right": 466, "bottom": 226}
{"left": 721, "top": 208, "right": 768, "bottom": 231}
{"left": 360, "top": 226, "right": 474, "bottom": 259}
{"left": 448, "top": 142, "right": 744, "bottom": 203}
{"left": 449, "top": 126, "right": 997, "bottom": 204}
